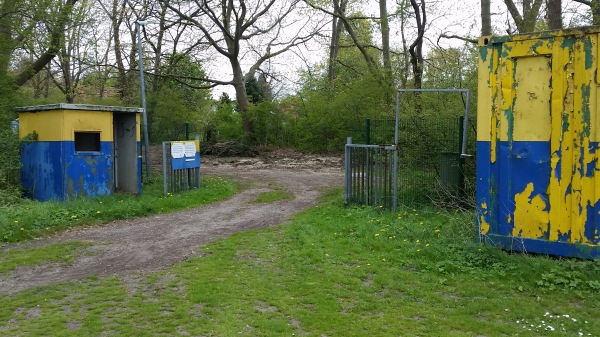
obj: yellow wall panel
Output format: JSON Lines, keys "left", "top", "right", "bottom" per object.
{"left": 62, "top": 109, "right": 113, "bottom": 142}
{"left": 19, "top": 110, "right": 64, "bottom": 141}
{"left": 512, "top": 56, "right": 552, "bottom": 141}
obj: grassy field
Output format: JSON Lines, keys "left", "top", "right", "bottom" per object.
{"left": 1, "top": 190, "right": 599, "bottom": 336}
{"left": 0, "top": 176, "right": 239, "bottom": 243}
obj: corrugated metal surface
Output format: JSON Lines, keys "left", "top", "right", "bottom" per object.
{"left": 477, "top": 27, "right": 600, "bottom": 258}
{"left": 18, "top": 105, "right": 141, "bottom": 201}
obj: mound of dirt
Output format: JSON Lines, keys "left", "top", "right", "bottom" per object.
{"left": 202, "top": 141, "right": 258, "bottom": 157}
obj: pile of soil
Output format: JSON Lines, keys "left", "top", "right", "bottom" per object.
{"left": 201, "top": 141, "right": 258, "bottom": 157}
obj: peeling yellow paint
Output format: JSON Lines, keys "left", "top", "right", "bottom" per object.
{"left": 513, "top": 183, "right": 550, "bottom": 238}
{"left": 479, "top": 202, "right": 490, "bottom": 235}
{"left": 479, "top": 28, "right": 600, "bottom": 252}
{"left": 480, "top": 216, "right": 490, "bottom": 235}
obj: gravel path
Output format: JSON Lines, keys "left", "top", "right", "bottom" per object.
{"left": 0, "top": 153, "right": 344, "bottom": 294}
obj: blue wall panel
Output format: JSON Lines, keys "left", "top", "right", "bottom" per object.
{"left": 63, "top": 142, "right": 114, "bottom": 198}
{"left": 21, "top": 142, "right": 64, "bottom": 201}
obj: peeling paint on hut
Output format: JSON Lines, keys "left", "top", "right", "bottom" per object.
{"left": 16, "top": 104, "right": 142, "bottom": 201}
{"left": 477, "top": 27, "right": 600, "bottom": 258}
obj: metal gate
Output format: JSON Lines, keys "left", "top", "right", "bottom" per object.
{"left": 344, "top": 139, "right": 397, "bottom": 209}
{"left": 344, "top": 89, "right": 472, "bottom": 211}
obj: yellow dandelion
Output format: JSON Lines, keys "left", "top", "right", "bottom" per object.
{"left": 419, "top": 221, "right": 424, "bottom": 225}
{"left": 96, "top": 211, "right": 101, "bottom": 214}
{"left": 382, "top": 258, "right": 386, "bottom": 262}
{"left": 374, "top": 233, "right": 380, "bottom": 237}
{"left": 14, "top": 220, "right": 18, "bottom": 223}
{"left": 71, "top": 215, "right": 77, "bottom": 219}
{"left": 426, "top": 244, "right": 430, "bottom": 247}
{"left": 416, "top": 239, "right": 420, "bottom": 243}
{"left": 416, "top": 249, "right": 420, "bottom": 252}
{"left": 20, "top": 227, "right": 24, "bottom": 231}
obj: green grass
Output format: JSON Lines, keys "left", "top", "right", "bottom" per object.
{"left": 251, "top": 183, "right": 294, "bottom": 204}
{"left": 0, "top": 242, "right": 92, "bottom": 274}
{"left": 1, "top": 191, "right": 598, "bottom": 336}
{"left": 0, "top": 176, "right": 238, "bottom": 243}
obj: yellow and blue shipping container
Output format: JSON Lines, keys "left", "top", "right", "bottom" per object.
{"left": 16, "top": 104, "right": 143, "bottom": 201}
{"left": 477, "top": 26, "right": 600, "bottom": 258}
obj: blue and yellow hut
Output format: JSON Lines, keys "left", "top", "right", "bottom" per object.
{"left": 16, "top": 104, "right": 142, "bottom": 201}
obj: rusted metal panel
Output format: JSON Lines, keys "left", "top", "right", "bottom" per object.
{"left": 477, "top": 27, "right": 600, "bottom": 258}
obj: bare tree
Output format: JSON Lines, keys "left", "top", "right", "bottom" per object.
{"left": 573, "top": 0, "right": 600, "bottom": 24}
{"left": 503, "top": 0, "right": 544, "bottom": 33}
{"left": 0, "top": 0, "right": 80, "bottom": 87}
{"left": 327, "top": 0, "right": 347, "bottom": 83}
{"left": 165, "top": 0, "right": 322, "bottom": 137}
{"left": 304, "top": 1, "right": 379, "bottom": 73}
{"left": 49, "top": 0, "right": 95, "bottom": 103}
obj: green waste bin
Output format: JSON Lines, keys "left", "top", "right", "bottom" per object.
{"left": 440, "top": 152, "right": 462, "bottom": 195}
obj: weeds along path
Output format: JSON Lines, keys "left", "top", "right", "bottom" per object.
{"left": 0, "top": 153, "right": 343, "bottom": 294}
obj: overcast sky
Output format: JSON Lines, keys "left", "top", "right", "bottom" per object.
{"left": 209, "top": 0, "right": 591, "bottom": 99}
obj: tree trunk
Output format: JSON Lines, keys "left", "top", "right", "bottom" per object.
{"left": 230, "top": 58, "right": 252, "bottom": 137}
{"left": 0, "top": 0, "right": 17, "bottom": 76}
{"left": 112, "top": 0, "right": 132, "bottom": 101}
{"left": 547, "top": 0, "right": 562, "bottom": 30}
{"left": 481, "top": 0, "right": 492, "bottom": 36}
{"left": 409, "top": 0, "right": 426, "bottom": 113}
{"left": 503, "top": 0, "right": 544, "bottom": 33}
{"left": 327, "top": 0, "right": 340, "bottom": 83}
{"left": 380, "top": 0, "right": 391, "bottom": 72}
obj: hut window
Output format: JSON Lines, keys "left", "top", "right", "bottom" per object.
{"left": 75, "top": 132, "right": 101, "bottom": 152}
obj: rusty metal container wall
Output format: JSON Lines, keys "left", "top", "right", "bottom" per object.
{"left": 16, "top": 104, "right": 142, "bottom": 201}
{"left": 477, "top": 27, "right": 600, "bottom": 258}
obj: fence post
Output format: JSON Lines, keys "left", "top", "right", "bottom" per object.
{"left": 162, "top": 141, "right": 168, "bottom": 196}
{"left": 344, "top": 137, "right": 352, "bottom": 205}
{"left": 196, "top": 135, "right": 201, "bottom": 188}
{"left": 458, "top": 116, "right": 465, "bottom": 197}
{"left": 365, "top": 118, "right": 371, "bottom": 145}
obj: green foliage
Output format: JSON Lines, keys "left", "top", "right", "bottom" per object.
{"left": 0, "top": 176, "right": 238, "bottom": 243}
{"left": 206, "top": 96, "right": 243, "bottom": 143}
{"left": 248, "top": 101, "right": 290, "bottom": 147}
{"left": 0, "top": 77, "right": 24, "bottom": 206}
{"left": 148, "top": 54, "right": 212, "bottom": 143}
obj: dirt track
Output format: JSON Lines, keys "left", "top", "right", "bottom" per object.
{"left": 0, "top": 152, "right": 344, "bottom": 295}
